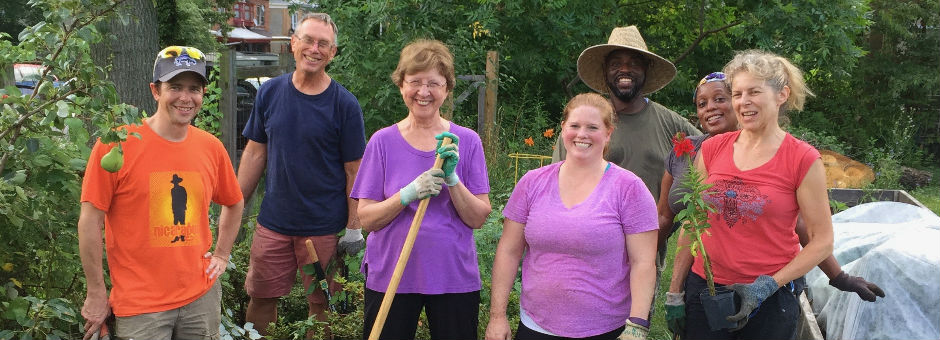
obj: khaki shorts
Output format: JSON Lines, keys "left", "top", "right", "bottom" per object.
{"left": 244, "top": 224, "right": 341, "bottom": 305}
{"left": 115, "top": 280, "right": 221, "bottom": 340}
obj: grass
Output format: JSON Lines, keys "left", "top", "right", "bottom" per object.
{"left": 908, "top": 165, "right": 940, "bottom": 216}
{"left": 650, "top": 237, "right": 679, "bottom": 339}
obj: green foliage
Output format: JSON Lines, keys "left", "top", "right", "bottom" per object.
{"left": 155, "top": 0, "right": 232, "bottom": 52}
{"left": 673, "top": 136, "right": 719, "bottom": 296}
{"left": 195, "top": 64, "right": 224, "bottom": 136}
{"left": 794, "top": 0, "right": 939, "bottom": 165}
{"left": 0, "top": 0, "right": 44, "bottom": 44}
{"left": 788, "top": 125, "right": 849, "bottom": 154}
{"left": 0, "top": 0, "right": 148, "bottom": 336}
{"left": 0, "top": 0, "right": 141, "bottom": 294}
{"left": 829, "top": 199, "right": 849, "bottom": 214}
{"left": 0, "top": 282, "right": 81, "bottom": 340}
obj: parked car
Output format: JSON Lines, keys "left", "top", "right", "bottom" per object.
{"left": 14, "top": 63, "right": 63, "bottom": 95}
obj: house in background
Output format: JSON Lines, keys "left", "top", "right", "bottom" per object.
{"left": 213, "top": 0, "right": 293, "bottom": 54}
{"left": 268, "top": 0, "right": 320, "bottom": 54}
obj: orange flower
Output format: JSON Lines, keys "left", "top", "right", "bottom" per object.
{"left": 543, "top": 128, "right": 554, "bottom": 138}
{"left": 524, "top": 137, "right": 534, "bottom": 147}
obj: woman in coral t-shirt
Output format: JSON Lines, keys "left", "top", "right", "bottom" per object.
{"left": 683, "top": 50, "right": 835, "bottom": 339}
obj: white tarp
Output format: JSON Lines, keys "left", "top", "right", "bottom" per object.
{"left": 806, "top": 202, "right": 940, "bottom": 340}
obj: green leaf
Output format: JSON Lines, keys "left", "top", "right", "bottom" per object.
{"left": 301, "top": 263, "right": 315, "bottom": 276}
{"left": 55, "top": 101, "right": 69, "bottom": 118}
{"left": 69, "top": 158, "right": 86, "bottom": 170}
{"left": 25, "top": 139, "right": 39, "bottom": 153}
{"left": 1, "top": 297, "right": 28, "bottom": 322}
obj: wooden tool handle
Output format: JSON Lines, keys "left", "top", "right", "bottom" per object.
{"left": 368, "top": 137, "right": 451, "bottom": 340}
{"left": 305, "top": 239, "right": 319, "bottom": 263}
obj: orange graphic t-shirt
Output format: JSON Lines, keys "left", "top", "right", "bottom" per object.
{"left": 81, "top": 121, "right": 242, "bottom": 317}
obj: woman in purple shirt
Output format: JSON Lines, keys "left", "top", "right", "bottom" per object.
{"left": 351, "top": 39, "right": 492, "bottom": 340}
{"left": 485, "top": 93, "right": 659, "bottom": 340}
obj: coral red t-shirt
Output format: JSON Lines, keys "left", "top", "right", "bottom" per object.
{"left": 692, "top": 131, "right": 820, "bottom": 285}
{"left": 81, "top": 121, "right": 242, "bottom": 316}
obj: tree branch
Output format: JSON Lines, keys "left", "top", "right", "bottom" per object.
{"left": 673, "top": 20, "right": 742, "bottom": 64}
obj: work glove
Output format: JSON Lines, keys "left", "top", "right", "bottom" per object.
{"left": 337, "top": 228, "right": 364, "bottom": 256}
{"left": 618, "top": 317, "right": 649, "bottom": 340}
{"left": 830, "top": 271, "right": 885, "bottom": 302}
{"left": 726, "top": 275, "right": 778, "bottom": 331}
{"left": 399, "top": 169, "right": 445, "bottom": 206}
{"left": 665, "top": 291, "right": 686, "bottom": 337}
{"left": 435, "top": 132, "right": 460, "bottom": 186}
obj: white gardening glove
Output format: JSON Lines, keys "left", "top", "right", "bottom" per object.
{"left": 399, "top": 169, "right": 445, "bottom": 206}
{"left": 337, "top": 228, "right": 364, "bottom": 256}
{"left": 618, "top": 317, "right": 649, "bottom": 340}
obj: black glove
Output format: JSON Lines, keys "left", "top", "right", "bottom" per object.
{"left": 830, "top": 271, "right": 885, "bottom": 302}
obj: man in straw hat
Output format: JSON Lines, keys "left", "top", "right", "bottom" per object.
{"left": 553, "top": 26, "right": 701, "bottom": 200}
{"left": 552, "top": 26, "right": 701, "bottom": 339}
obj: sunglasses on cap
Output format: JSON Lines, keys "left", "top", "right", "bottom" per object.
{"left": 157, "top": 46, "right": 205, "bottom": 60}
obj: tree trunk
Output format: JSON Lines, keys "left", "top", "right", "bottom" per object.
{"left": 91, "top": 0, "right": 160, "bottom": 116}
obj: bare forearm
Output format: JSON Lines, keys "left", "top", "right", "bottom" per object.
{"left": 237, "top": 142, "right": 266, "bottom": 202}
{"left": 489, "top": 241, "right": 524, "bottom": 317}
{"left": 796, "top": 215, "right": 843, "bottom": 279}
{"left": 358, "top": 197, "right": 407, "bottom": 232}
{"left": 344, "top": 159, "right": 362, "bottom": 230}
{"left": 772, "top": 238, "right": 833, "bottom": 286}
{"left": 214, "top": 200, "right": 244, "bottom": 258}
{"left": 449, "top": 185, "right": 491, "bottom": 229}
{"left": 625, "top": 231, "right": 658, "bottom": 319}
{"left": 669, "top": 229, "right": 693, "bottom": 293}
{"left": 629, "top": 260, "right": 656, "bottom": 318}
{"left": 78, "top": 204, "right": 107, "bottom": 295}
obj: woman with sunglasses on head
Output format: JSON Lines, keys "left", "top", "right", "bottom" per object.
{"left": 662, "top": 59, "right": 882, "bottom": 339}
{"left": 351, "top": 39, "right": 492, "bottom": 340}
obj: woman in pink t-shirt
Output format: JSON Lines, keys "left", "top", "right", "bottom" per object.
{"left": 485, "top": 93, "right": 659, "bottom": 340}
{"left": 680, "top": 50, "right": 834, "bottom": 339}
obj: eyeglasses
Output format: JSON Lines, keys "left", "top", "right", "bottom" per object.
{"left": 404, "top": 80, "right": 445, "bottom": 90}
{"left": 158, "top": 46, "right": 205, "bottom": 60}
{"left": 294, "top": 35, "right": 334, "bottom": 50}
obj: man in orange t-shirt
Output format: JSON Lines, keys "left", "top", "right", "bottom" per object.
{"left": 78, "top": 46, "right": 244, "bottom": 340}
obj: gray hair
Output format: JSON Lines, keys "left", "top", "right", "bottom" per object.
{"left": 297, "top": 13, "right": 338, "bottom": 47}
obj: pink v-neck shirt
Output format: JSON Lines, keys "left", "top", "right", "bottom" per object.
{"left": 503, "top": 162, "right": 657, "bottom": 337}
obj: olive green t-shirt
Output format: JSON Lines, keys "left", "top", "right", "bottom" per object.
{"left": 553, "top": 100, "right": 701, "bottom": 201}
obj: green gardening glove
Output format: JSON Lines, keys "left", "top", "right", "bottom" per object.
{"left": 665, "top": 292, "right": 686, "bottom": 337}
{"left": 435, "top": 132, "right": 460, "bottom": 186}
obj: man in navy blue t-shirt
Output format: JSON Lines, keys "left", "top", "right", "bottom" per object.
{"left": 238, "top": 13, "right": 366, "bottom": 334}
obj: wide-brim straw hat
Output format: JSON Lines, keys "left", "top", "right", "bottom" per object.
{"left": 577, "top": 26, "right": 677, "bottom": 96}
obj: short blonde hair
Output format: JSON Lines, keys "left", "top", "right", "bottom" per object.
{"left": 723, "top": 50, "right": 814, "bottom": 113}
{"left": 390, "top": 39, "right": 455, "bottom": 91}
